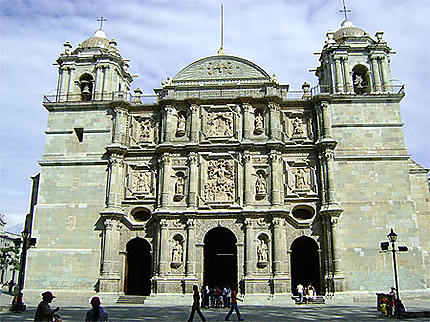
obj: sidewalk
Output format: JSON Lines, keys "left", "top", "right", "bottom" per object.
{"left": 1, "top": 292, "right": 429, "bottom": 321}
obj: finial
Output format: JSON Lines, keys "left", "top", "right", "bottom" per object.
{"left": 217, "top": 4, "right": 225, "bottom": 55}
{"left": 97, "top": 17, "right": 107, "bottom": 30}
{"left": 339, "top": 0, "right": 351, "bottom": 20}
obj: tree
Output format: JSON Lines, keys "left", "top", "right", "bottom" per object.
{"left": 0, "top": 245, "right": 20, "bottom": 284}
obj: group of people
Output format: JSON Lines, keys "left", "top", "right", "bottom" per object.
{"left": 30, "top": 291, "right": 108, "bottom": 321}
{"left": 189, "top": 285, "right": 243, "bottom": 321}
{"left": 296, "top": 283, "right": 317, "bottom": 304}
{"left": 200, "top": 285, "right": 234, "bottom": 309}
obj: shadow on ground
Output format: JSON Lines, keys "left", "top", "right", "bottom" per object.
{"left": 1, "top": 304, "right": 428, "bottom": 321}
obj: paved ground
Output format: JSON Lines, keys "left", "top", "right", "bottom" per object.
{"left": 1, "top": 293, "right": 429, "bottom": 321}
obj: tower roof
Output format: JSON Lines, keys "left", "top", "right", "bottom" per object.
{"left": 333, "top": 19, "right": 369, "bottom": 42}
{"left": 80, "top": 29, "right": 110, "bottom": 48}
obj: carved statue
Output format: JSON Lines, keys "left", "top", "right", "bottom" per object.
{"left": 175, "top": 175, "right": 185, "bottom": 195}
{"left": 172, "top": 240, "right": 182, "bottom": 263}
{"left": 134, "top": 171, "right": 151, "bottom": 193}
{"left": 255, "top": 173, "right": 267, "bottom": 196}
{"left": 257, "top": 239, "right": 268, "bottom": 262}
{"left": 254, "top": 112, "right": 264, "bottom": 134}
{"left": 295, "top": 168, "right": 308, "bottom": 189}
{"left": 140, "top": 119, "right": 152, "bottom": 140}
{"left": 177, "top": 113, "right": 186, "bottom": 135}
{"left": 291, "top": 117, "right": 304, "bottom": 136}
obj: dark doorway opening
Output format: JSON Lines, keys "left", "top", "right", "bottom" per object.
{"left": 125, "top": 237, "right": 151, "bottom": 295}
{"left": 290, "top": 236, "right": 321, "bottom": 295}
{"left": 204, "top": 227, "right": 237, "bottom": 289}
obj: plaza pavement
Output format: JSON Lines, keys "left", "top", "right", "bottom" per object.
{"left": 1, "top": 293, "right": 429, "bottom": 321}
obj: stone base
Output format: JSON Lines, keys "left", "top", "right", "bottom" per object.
{"left": 99, "top": 276, "right": 121, "bottom": 293}
{"left": 153, "top": 276, "right": 198, "bottom": 294}
{"left": 243, "top": 276, "right": 290, "bottom": 294}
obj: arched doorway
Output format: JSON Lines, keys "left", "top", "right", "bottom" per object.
{"left": 290, "top": 236, "right": 321, "bottom": 295}
{"left": 204, "top": 227, "right": 237, "bottom": 289}
{"left": 125, "top": 238, "right": 151, "bottom": 295}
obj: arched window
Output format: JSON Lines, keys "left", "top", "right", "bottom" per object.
{"left": 79, "top": 73, "right": 94, "bottom": 101}
{"left": 352, "top": 65, "right": 370, "bottom": 95}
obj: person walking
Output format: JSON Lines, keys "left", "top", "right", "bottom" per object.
{"left": 34, "top": 291, "right": 60, "bottom": 321}
{"left": 296, "top": 284, "right": 304, "bottom": 303}
{"left": 188, "top": 285, "right": 206, "bottom": 321}
{"left": 224, "top": 288, "right": 243, "bottom": 321}
{"left": 85, "top": 296, "right": 108, "bottom": 321}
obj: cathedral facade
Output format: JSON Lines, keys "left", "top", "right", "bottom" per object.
{"left": 25, "top": 19, "right": 430, "bottom": 301}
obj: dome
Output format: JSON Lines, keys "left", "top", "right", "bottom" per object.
{"left": 80, "top": 29, "right": 110, "bottom": 48}
{"left": 333, "top": 19, "right": 369, "bottom": 42}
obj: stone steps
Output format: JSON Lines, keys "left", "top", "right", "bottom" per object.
{"left": 116, "top": 295, "right": 146, "bottom": 304}
{"left": 292, "top": 295, "right": 325, "bottom": 305}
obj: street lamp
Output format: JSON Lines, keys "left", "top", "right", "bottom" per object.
{"left": 380, "top": 228, "right": 408, "bottom": 318}
{"left": 17, "top": 228, "right": 30, "bottom": 294}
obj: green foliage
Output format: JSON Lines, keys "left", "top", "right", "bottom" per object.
{"left": 0, "top": 245, "right": 20, "bottom": 271}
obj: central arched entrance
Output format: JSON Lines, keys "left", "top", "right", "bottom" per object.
{"left": 204, "top": 227, "right": 237, "bottom": 289}
{"left": 290, "top": 236, "right": 321, "bottom": 295}
{"left": 125, "top": 237, "right": 151, "bottom": 295}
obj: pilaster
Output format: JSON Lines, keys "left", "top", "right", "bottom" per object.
{"left": 187, "top": 153, "right": 198, "bottom": 207}
{"left": 269, "top": 150, "right": 282, "bottom": 206}
{"left": 242, "top": 103, "right": 253, "bottom": 140}
{"left": 158, "top": 219, "right": 169, "bottom": 277}
{"left": 160, "top": 153, "right": 171, "bottom": 208}
{"left": 243, "top": 151, "right": 253, "bottom": 206}
{"left": 190, "top": 104, "right": 199, "bottom": 142}
{"left": 334, "top": 57, "right": 344, "bottom": 93}
{"left": 268, "top": 102, "right": 281, "bottom": 140}
{"left": 99, "top": 218, "right": 121, "bottom": 292}
{"left": 185, "top": 219, "right": 196, "bottom": 276}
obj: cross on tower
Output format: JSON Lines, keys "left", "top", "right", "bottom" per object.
{"left": 339, "top": 0, "right": 351, "bottom": 20}
{"left": 97, "top": 17, "right": 107, "bottom": 30}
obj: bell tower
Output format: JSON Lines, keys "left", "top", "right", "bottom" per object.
{"left": 316, "top": 18, "right": 393, "bottom": 95}
{"left": 55, "top": 27, "right": 132, "bottom": 101}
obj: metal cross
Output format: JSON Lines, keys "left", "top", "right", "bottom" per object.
{"left": 97, "top": 17, "right": 107, "bottom": 29}
{"left": 340, "top": 0, "right": 351, "bottom": 20}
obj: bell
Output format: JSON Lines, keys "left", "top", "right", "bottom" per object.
{"left": 82, "top": 85, "right": 91, "bottom": 94}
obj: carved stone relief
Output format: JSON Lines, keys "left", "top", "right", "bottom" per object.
{"left": 294, "top": 168, "right": 310, "bottom": 190}
{"left": 133, "top": 170, "right": 152, "bottom": 193}
{"left": 206, "top": 112, "right": 233, "bottom": 137}
{"left": 203, "top": 159, "right": 235, "bottom": 202}
{"left": 291, "top": 117, "right": 305, "bottom": 137}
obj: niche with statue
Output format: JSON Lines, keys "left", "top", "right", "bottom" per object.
{"left": 171, "top": 234, "right": 184, "bottom": 268}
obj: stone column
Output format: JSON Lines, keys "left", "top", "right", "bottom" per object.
{"left": 187, "top": 153, "right": 198, "bottom": 207}
{"left": 272, "top": 217, "right": 287, "bottom": 275}
{"left": 163, "top": 105, "right": 175, "bottom": 142}
{"left": 341, "top": 57, "right": 352, "bottom": 93}
{"left": 158, "top": 219, "right": 169, "bottom": 276}
{"left": 190, "top": 104, "right": 199, "bottom": 142}
{"left": 243, "top": 151, "right": 253, "bottom": 206}
{"left": 160, "top": 153, "right": 171, "bottom": 208}
{"left": 269, "top": 150, "right": 282, "bottom": 206}
{"left": 242, "top": 103, "right": 253, "bottom": 140}
{"left": 329, "top": 59, "right": 336, "bottom": 94}
{"left": 268, "top": 102, "right": 281, "bottom": 140}
{"left": 113, "top": 107, "right": 129, "bottom": 146}
{"left": 244, "top": 218, "right": 255, "bottom": 276}
{"left": 104, "top": 65, "right": 113, "bottom": 95}
{"left": 99, "top": 218, "right": 121, "bottom": 291}
{"left": 331, "top": 216, "right": 342, "bottom": 277}
{"left": 186, "top": 219, "right": 196, "bottom": 276}
{"left": 371, "top": 57, "right": 382, "bottom": 93}
{"left": 380, "top": 57, "right": 390, "bottom": 92}
{"left": 107, "top": 154, "right": 125, "bottom": 207}
{"left": 334, "top": 58, "right": 343, "bottom": 93}
{"left": 95, "top": 66, "right": 104, "bottom": 99}
{"left": 57, "top": 67, "right": 65, "bottom": 100}
{"left": 325, "top": 150, "right": 336, "bottom": 205}
{"left": 320, "top": 101, "right": 332, "bottom": 139}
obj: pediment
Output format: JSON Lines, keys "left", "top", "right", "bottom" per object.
{"left": 173, "top": 55, "right": 270, "bottom": 83}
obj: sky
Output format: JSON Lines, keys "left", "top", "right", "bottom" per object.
{"left": 0, "top": 0, "right": 429, "bottom": 233}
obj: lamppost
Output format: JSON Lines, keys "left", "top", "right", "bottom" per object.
{"left": 380, "top": 228, "right": 408, "bottom": 318}
{"left": 17, "top": 228, "right": 30, "bottom": 294}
